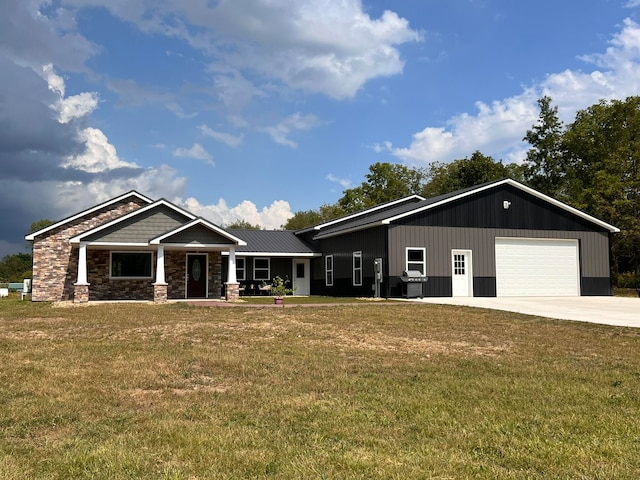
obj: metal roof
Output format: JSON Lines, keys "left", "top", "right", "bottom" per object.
{"left": 228, "top": 229, "right": 320, "bottom": 256}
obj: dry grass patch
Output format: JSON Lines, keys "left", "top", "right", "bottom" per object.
{"left": 0, "top": 300, "right": 639, "bottom": 478}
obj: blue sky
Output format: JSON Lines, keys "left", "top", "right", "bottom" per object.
{"left": 2, "top": 0, "right": 640, "bottom": 257}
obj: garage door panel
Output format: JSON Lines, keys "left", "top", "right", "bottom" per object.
{"left": 495, "top": 238, "right": 580, "bottom": 296}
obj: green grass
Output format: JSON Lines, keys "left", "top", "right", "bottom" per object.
{"left": 1, "top": 299, "right": 640, "bottom": 478}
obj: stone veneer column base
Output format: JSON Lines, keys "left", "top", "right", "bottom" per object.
{"left": 225, "top": 282, "right": 240, "bottom": 302}
{"left": 153, "top": 283, "right": 168, "bottom": 303}
{"left": 74, "top": 284, "right": 89, "bottom": 303}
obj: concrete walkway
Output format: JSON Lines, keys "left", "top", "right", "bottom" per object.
{"left": 412, "top": 296, "right": 640, "bottom": 328}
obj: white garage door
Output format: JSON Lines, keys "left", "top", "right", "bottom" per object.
{"left": 495, "top": 238, "right": 580, "bottom": 296}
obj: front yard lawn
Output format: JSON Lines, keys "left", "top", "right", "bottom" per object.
{"left": 1, "top": 299, "right": 639, "bottom": 479}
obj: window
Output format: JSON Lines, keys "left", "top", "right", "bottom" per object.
{"left": 325, "top": 255, "right": 334, "bottom": 286}
{"left": 110, "top": 252, "right": 153, "bottom": 279}
{"left": 353, "top": 251, "right": 362, "bottom": 286}
{"left": 453, "top": 254, "right": 465, "bottom": 275}
{"left": 236, "top": 257, "right": 246, "bottom": 281}
{"left": 406, "top": 247, "right": 426, "bottom": 274}
{"left": 253, "top": 258, "right": 270, "bottom": 281}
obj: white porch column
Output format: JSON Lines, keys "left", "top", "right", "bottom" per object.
{"left": 76, "top": 242, "right": 89, "bottom": 285}
{"left": 155, "top": 245, "right": 166, "bottom": 284}
{"left": 227, "top": 247, "right": 237, "bottom": 284}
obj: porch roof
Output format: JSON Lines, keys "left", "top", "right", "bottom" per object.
{"left": 226, "top": 229, "right": 320, "bottom": 257}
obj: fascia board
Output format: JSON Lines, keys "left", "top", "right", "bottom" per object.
{"left": 25, "top": 191, "right": 153, "bottom": 241}
{"left": 69, "top": 199, "right": 196, "bottom": 244}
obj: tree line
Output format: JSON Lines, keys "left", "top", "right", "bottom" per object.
{"left": 284, "top": 96, "right": 640, "bottom": 287}
{"left": 3, "top": 96, "right": 637, "bottom": 287}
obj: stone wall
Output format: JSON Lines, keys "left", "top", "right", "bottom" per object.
{"left": 31, "top": 199, "right": 149, "bottom": 302}
{"left": 87, "top": 250, "right": 154, "bottom": 301}
{"left": 164, "top": 251, "right": 223, "bottom": 299}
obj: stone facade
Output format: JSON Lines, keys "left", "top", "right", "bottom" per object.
{"left": 225, "top": 282, "right": 240, "bottom": 301}
{"left": 165, "top": 251, "right": 223, "bottom": 299}
{"left": 31, "top": 199, "right": 149, "bottom": 302}
{"left": 30, "top": 193, "right": 230, "bottom": 303}
{"left": 87, "top": 250, "right": 154, "bottom": 301}
{"left": 153, "top": 283, "right": 168, "bottom": 303}
{"left": 73, "top": 284, "right": 89, "bottom": 303}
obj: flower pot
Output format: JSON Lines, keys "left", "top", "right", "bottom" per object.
{"left": 274, "top": 297, "right": 284, "bottom": 305}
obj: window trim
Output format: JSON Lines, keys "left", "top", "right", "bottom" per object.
{"left": 109, "top": 251, "right": 154, "bottom": 280}
{"left": 253, "top": 257, "right": 271, "bottom": 281}
{"left": 325, "top": 255, "right": 334, "bottom": 287}
{"left": 236, "top": 257, "right": 246, "bottom": 281}
{"left": 405, "top": 247, "right": 426, "bottom": 274}
{"left": 353, "top": 251, "right": 362, "bottom": 286}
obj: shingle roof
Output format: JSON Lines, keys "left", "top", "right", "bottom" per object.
{"left": 228, "top": 229, "right": 319, "bottom": 256}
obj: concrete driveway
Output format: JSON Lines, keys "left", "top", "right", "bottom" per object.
{"left": 413, "top": 296, "right": 640, "bottom": 328}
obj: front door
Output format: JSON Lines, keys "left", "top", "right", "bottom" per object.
{"left": 187, "top": 254, "right": 207, "bottom": 298}
{"left": 451, "top": 250, "right": 473, "bottom": 297}
{"left": 293, "top": 259, "right": 310, "bottom": 296}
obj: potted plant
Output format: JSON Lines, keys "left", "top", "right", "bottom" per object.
{"left": 271, "top": 276, "right": 294, "bottom": 304}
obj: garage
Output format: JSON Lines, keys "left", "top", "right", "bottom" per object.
{"left": 495, "top": 238, "right": 580, "bottom": 297}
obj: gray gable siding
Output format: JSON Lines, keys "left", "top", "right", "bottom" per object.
{"left": 83, "top": 206, "right": 190, "bottom": 244}
{"left": 162, "top": 224, "right": 235, "bottom": 245}
{"left": 400, "top": 184, "right": 608, "bottom": 232}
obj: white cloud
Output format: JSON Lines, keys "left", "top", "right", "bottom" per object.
{"left": 62, "top": 0, "right": 421, "bottom": 100}
{"left": 173, "top": 143, "right": 214, "bottom": 165}
{"left": 62, "top": 127, "right": 139, "bottom": 172}
{"left": 261, "top": 112, "right": 320, "bottom": 148}
{"left": 42, "top": 63, "right": 100, "bottom": 123}
{"left": 199, "top": 124, "right": 244, "bottom": 147}
{"left": 392, "top": 17, "right": 640, "bottom": 165}
{"left": 326, "top": 173, "right": 352, "bottom": 189}
{"left": 181, "top": 197, "right": 294, "bottom": 230}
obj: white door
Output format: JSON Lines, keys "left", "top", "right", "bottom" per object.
{"left": 451, "top": 250, "right": 473, "bottom": 297}
{"left": 293, "top": 259, "right": 310, "bottom": 296}
{"left": 495, "top": 238, "right": 580, "bottom": 296}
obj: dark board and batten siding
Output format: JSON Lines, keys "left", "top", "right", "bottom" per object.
{"left": 403, "top": 183, "right": 610, "bottom": 233}
{"left": 387, "top": 226, "right": 611, "bottom": 297}
{"left": 314, "top": 226, "right": 387, "bottom": 297}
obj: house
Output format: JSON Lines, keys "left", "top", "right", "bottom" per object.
{"left": 25, "top": 191, "right": 247, "bottom": 303}
{"left": 298, "top": 178, "right": 619, "bottom": 298}
{"left": 25, "top": 179, "right": 619, "bottom": 303}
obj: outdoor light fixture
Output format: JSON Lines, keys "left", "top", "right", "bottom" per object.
{"left": 503, "top": 200, "right": 511, "bottom": 210}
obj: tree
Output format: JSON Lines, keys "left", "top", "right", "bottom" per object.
{"left": 0, "top": 253, "right": 33, "bottom": 283}
{"left": 562, "top": 96, "right": 640, "bottom": 281}
{"left": 522, "top": 96, "right": 567, "bottom": 199}
{"left": 337, "top": 162, "right": 427, "bottom": 213}
{"left": 422, "top": 151, "right": 522, "bottom": 197}
{"left": 225, "top": 220, "right": 262, "bottom": 230}
{"left": 30, "top": 219, "right": 55, "bottom": 234}
{"left": 283, "top": 203, "right": 346, "bottom": 230}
